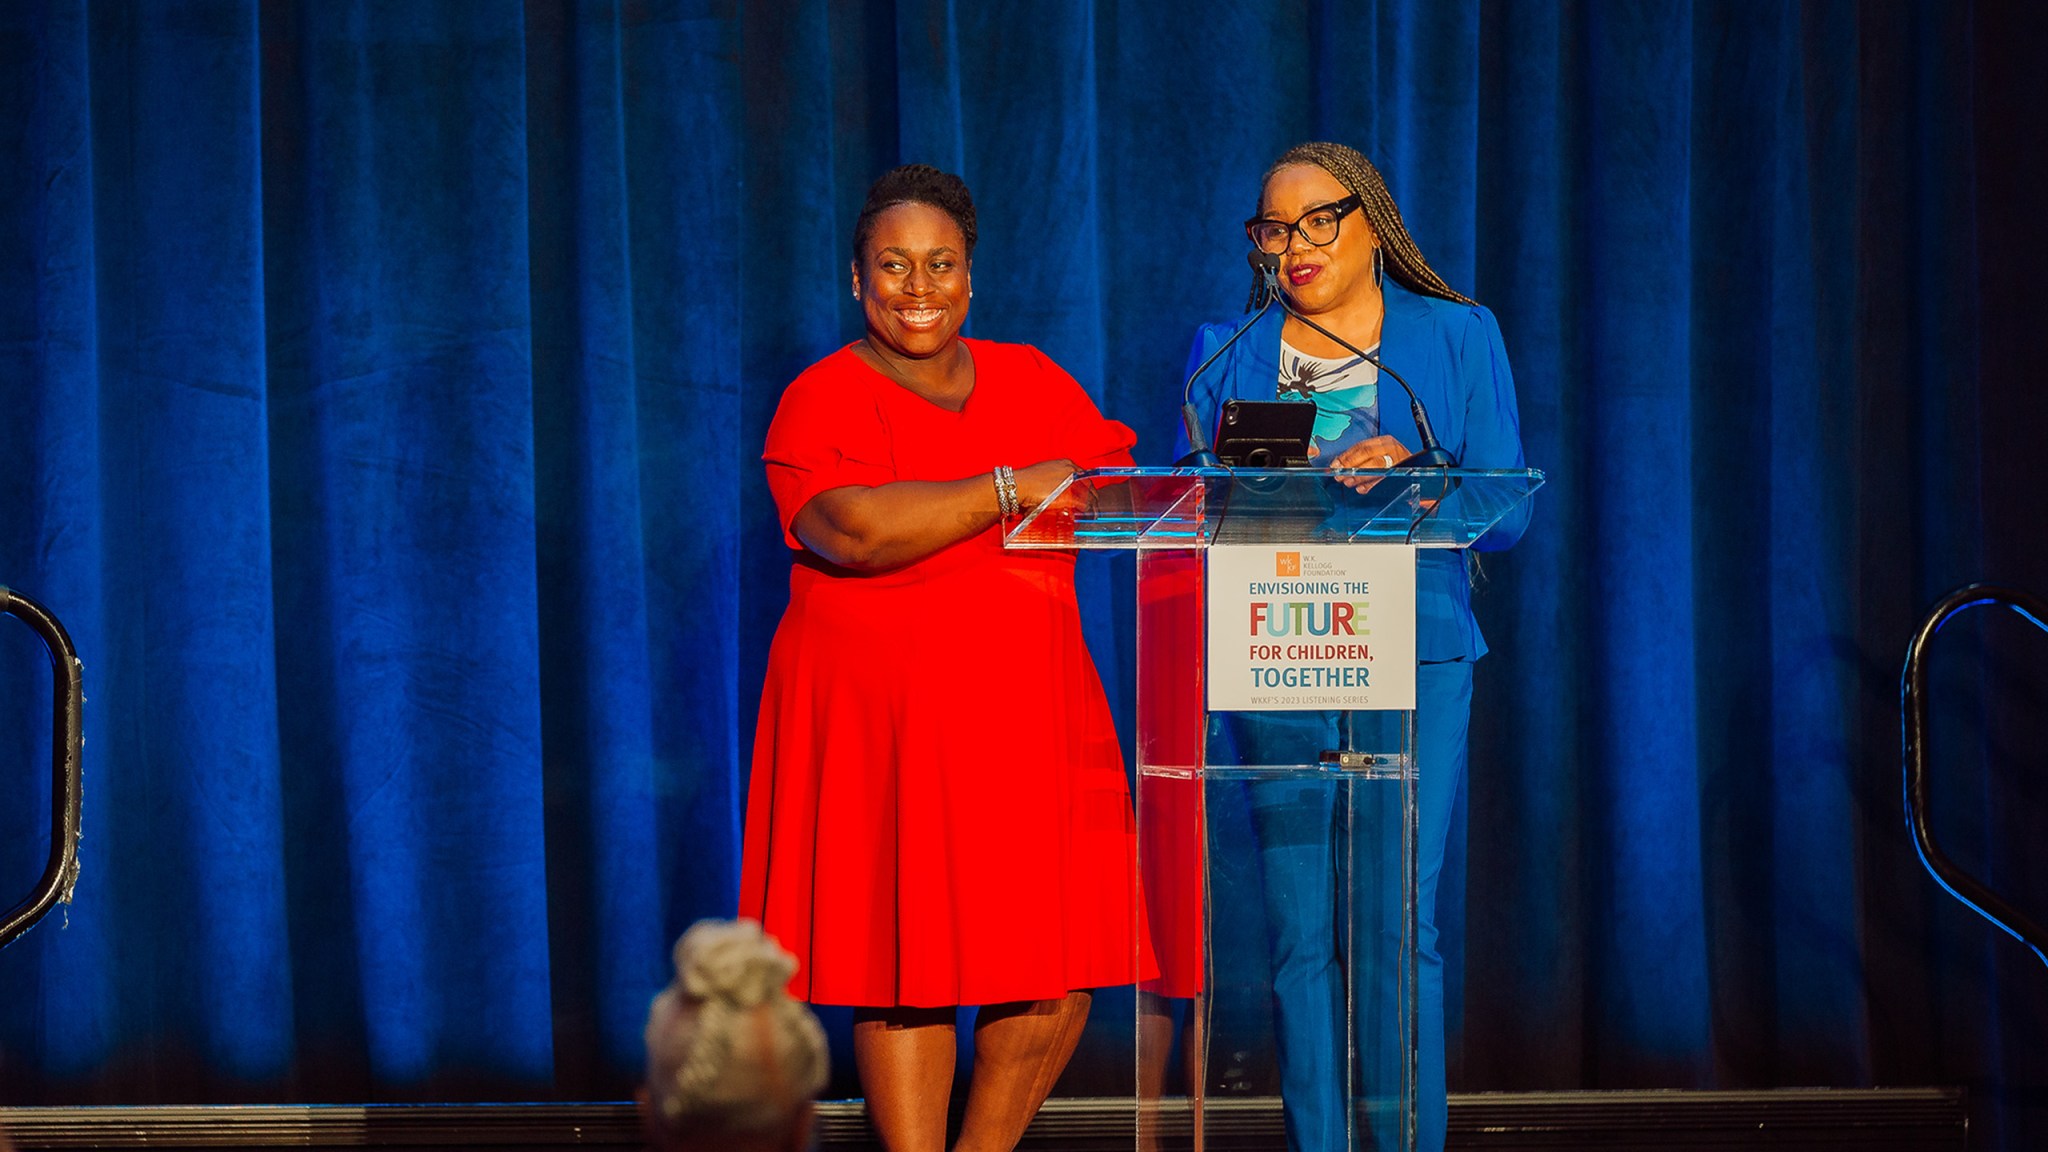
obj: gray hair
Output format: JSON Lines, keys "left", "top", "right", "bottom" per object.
{"left": 643, "top": 920, "right": 830, "bottom": 1148}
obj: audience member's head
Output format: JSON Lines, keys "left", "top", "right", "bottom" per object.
{"left": 642, "top": 919, "right": 829, "bottom": 1152}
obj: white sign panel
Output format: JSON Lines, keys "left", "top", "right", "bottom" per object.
{"left": 1205, "top": 543, "right": 1417, "bottom": 712}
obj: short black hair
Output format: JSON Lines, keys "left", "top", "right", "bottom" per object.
{"left": 851, "top": 164, "right": 978, "bottom": 264}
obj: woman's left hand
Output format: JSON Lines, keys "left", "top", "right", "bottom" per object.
{"left": 1327, "top": 434, "right": 1412, "bottom": 491}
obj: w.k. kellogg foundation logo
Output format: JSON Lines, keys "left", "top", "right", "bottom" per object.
{"left": 1275, "top": 552, "right": 1301, "bottom": 577}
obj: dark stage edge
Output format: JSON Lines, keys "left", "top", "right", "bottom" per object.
{"left": 0, "top": 1088, "right": 1967, "bottom": 1150}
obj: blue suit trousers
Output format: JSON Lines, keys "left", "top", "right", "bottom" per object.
{"left": 1224, "top": 661, "right": 1472, "bottom": 1152}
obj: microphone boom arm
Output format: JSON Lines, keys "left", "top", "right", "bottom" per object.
{"left": 1273, "top": 297, "right": 1456, "bottom": 468}
{"left": 1176, "top": 253, "right": 1290, "bottom": 467}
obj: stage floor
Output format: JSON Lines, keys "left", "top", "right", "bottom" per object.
{"left": 0, "top": 1088, "right": 1967, "bottom": 1151}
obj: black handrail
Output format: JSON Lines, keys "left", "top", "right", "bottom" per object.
{"left": 0, "top": 586, "right": 85, "bottom": 950}
{"left": 1900, "top": 582, "right": 2048, "bottom": 968}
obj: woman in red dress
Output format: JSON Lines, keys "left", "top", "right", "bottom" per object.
{"left": 738, "top": 165, "right": 1147, "bottom": 1152}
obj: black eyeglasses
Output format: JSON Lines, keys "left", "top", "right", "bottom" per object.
{"left": 1245, "top": 195, "right": 1363, "bottom": 254}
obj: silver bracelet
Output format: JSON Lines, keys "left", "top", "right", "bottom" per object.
{"left": 995, "top": 465, "right": 1019, "bottom": 515}
{"left": 993, "top": 465, "right": 1020, "bottom": 516}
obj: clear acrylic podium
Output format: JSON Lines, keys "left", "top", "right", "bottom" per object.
{"left": 1006, "top": 466, "right": 1542, "bottom": 1152}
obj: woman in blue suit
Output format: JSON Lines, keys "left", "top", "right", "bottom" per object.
{"left": 1175, "top": 142, "right": 1530, "bottom": 1152}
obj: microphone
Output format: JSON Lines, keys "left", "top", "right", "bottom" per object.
{"left": 1275, "top": 293, "right": 1457, "bottom": 469}
{"left": 1175, "top": 251, "right": 1287, "bottom": 468}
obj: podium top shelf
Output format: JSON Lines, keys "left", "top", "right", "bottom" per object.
{"left": 1004, "top": 466, "right": 1543, "bottom": 550}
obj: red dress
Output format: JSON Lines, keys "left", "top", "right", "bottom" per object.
{"left": 739, "top": 339, "right": 1150, "bottom": 1007}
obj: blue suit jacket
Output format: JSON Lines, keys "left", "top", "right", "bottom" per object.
{"left": 1175, "top": 279, "right": 1531, "bottom": 662}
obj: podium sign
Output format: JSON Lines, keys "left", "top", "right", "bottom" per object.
{"left": 1205, "top": 543, "right": 1417, "bottom": 712}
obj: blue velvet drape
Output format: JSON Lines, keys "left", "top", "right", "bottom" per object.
{"left": 2, "top": 0, "right": 2043, "bottom": 1146}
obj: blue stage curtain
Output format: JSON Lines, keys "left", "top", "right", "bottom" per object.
{"left": 1, "top": 0, "right": 2044, "bottom": 1145}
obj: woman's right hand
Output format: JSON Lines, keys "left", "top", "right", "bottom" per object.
{"left": 795, "top": 458, "right": 1080, "bottom": 571}
{"left": 1012, "top": 458, "right": 1079, "bottom": 509}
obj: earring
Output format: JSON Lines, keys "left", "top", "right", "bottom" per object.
{"left": 1373, "top": 246, "right": 1384, "bottom": 286}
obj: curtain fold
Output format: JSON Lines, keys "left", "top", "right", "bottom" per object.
{"left": 257, "top": 0, "right": 556, "bottom": 1091}
{"left": 1, "top": 0, "right": 2043, "bottom": 1145}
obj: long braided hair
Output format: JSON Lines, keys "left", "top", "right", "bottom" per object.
{"left": 1248, "top": 141, "right": 1474, "bottom": 310}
